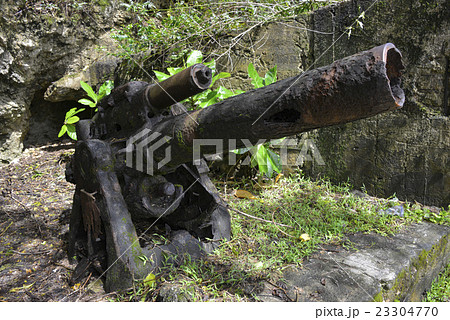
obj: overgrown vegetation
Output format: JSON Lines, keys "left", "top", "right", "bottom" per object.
{"left": 115, "top": 172, "right": 449, "bottom": 301}
{"left": 112, "top": 0, "right": 336, "bottom": 70}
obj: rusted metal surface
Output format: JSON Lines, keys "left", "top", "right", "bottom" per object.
{"left": 147, "top": 63, "right": 212, "bottom": 111}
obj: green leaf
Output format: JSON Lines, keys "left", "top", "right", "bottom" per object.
{"left": 65, "top": 116, "right": 80, "bottom": 124}
{"left": 58, "top": 125, "right": 67, "bottom": 138}
{"left": 216, "top": 86, "right": 235, "bottom": 100}
{"left": 80, "top": 81, "right": 97, "bottom": 103}
{"left": 167, "top": 67, "right": 183, "bottom": 76}
{"left": 143, "top": 273, "right": 156, "bottom": 288}
{"left": 266, "top": 148, "right": 282, "bottom": 173}
{"left": 153, "top": 70, "right": 171, "bottom": 81}
{"left": 232, "top": 146, "right": 252, "bottom": 154}
{"left": 203, "top": 59, "right": 216, "bottom": 73}
{"left": 66, "top": 124, "right": 77, "bottom": 140}
{"left": 98, "top": 80, "right": 113, "bottom": 99}
{"left": 264, "top": 66, "right": 277, "bottom": 86}
{"left": 211, "top": 72, "right": 230, "bottom": 86}
{"left": 186, "top": 50, "right": 203, "bottom": 67}
{"left": 78, "top": 98, "right": 95, "bottom": 108}
{"left": 248, "top": 144, "right": 282, "bottom": 178}
{"left": 65, "top": 107, "right": 84, "bottom": 119}
{"left": 198, "top": 90, "right": 219, "bottom": 108}
{"left": 248, "top": 63, "right": 263, "bottom": 88}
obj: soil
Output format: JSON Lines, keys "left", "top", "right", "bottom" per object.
{"left": 0, "top": 142, "right": 112, "bottom": 302}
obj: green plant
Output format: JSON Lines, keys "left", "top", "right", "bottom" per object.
{"left": 404, "top": 203, "right": 450, "bottom": 225}
{"left": 154, "top": 50, "right": 243, "bottom": 110}
{"left": 424, "top": 263, "right": 450, "bottom": 302}
{"left": 345, "top": 8, "right": 365, "bottom": 39}
{"left": 58, "top": 80, "right": 113, "bottom": 140}
{"left": 232, "top": 63, "right": 281, "bottom": 178}
{"left": 215, "top": 173, "right": 404, "bottom": 272}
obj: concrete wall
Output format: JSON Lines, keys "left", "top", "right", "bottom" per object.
{"left": 219, "top": 0, "right": 449, "bottom": 207}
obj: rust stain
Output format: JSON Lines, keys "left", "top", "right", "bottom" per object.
{"left": 180, "top": 110, "right": 200, "bottom": 145}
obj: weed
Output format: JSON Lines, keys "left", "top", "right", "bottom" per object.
{"left": 404, "top": 203, "right": 450, "bottom": 225}
{"left": 111, "top": 0, "right": 335, "bottom": 70}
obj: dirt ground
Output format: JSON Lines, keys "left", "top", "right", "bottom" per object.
{"left": 0, "top": 142, "right": 113, "bottom": 302}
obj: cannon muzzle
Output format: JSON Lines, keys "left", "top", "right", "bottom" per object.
{"left": 90, "top": 63, "right": 212, "bottom": 140}
{"left": 147, "top": 63, "right": 212, "bottom": 112}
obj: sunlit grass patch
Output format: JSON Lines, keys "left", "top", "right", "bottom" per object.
{"left": 424, "top": 263, "right": 450, "bottom": 302}
{"left": 217, "top": 173, "right": 405, "bottom": 273}
{"left": 120, "top": 171, "right": 449, "bottom": 301}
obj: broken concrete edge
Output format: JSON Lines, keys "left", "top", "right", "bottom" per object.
{"left": 256, "top": 222, "right": 450, "bottom": 302}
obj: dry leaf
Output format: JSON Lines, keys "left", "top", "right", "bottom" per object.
{"left": 234, "top": 190, "right": 257, "bottom": 200}
{"left": 274, "top": 173, "right": 283, "bottom": 184}
{"left": 300, "top": 233, "right": 311, "bottom": 242}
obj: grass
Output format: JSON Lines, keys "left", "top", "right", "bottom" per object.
{"left": 217, "top": 173, "right": 404, "bottom": 270}
{"left": 423, "top": 263, "right": 450, "bottom": 302}
{"left": 115, "top": 171, "right": 450, "bottom": 301}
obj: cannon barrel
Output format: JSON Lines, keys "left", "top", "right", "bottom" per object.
{"left": 129, "top": 43, "right": 404, "bottom": 172}
{"left": 90, "top": 63, "right": 212, "bottom": 140}
{"left": 147, "top": 63, "right": 212, "bottom": 112}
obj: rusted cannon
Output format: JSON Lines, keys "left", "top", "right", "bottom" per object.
{"left": 66, "top": 43, "right": 404, "bottom": 292}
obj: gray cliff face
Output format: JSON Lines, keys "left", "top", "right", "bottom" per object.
{"left": 0, "top": 1, "right": 125, "bottom": 162}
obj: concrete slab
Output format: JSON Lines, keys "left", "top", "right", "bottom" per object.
{"left": 257, "top": 222, "right": 450, "bottom": 302}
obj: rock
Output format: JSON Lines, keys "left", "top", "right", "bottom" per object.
{"left": 350, "top": 190, "right": 369, "bottom": 199}
{"left": 44, "top": 55, "right": 120, "bottom": 102}
{"left": 156, "top": 283, "right": 195, "bottom": 302}
{"left": 0, "top": 2, "right": 129, "bottom": 162}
